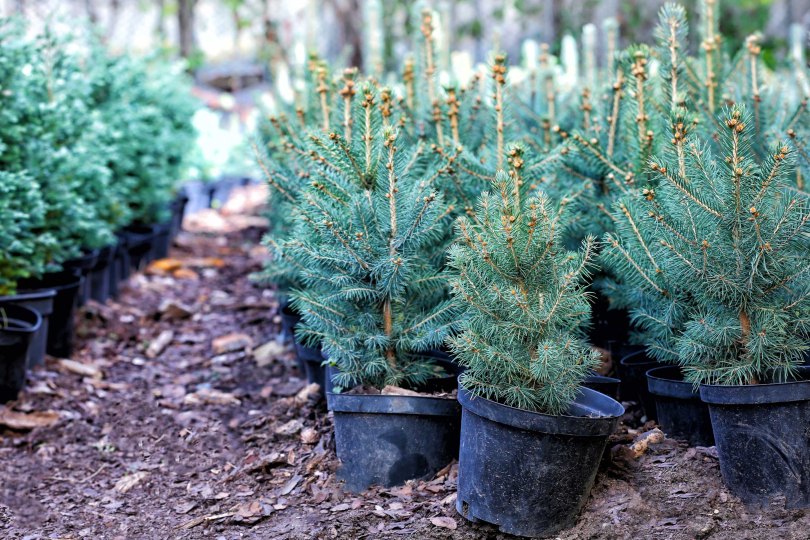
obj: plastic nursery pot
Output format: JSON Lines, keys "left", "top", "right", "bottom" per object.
{"left": 0, "top": 304, "right": 42, "bottom": 403}
{"left": 0, "top": 286, "right": 56, "bottom": 369}
{"left": 583, "top": 373, "right": 621, "bottom": 401}
{"left": 18, "top": 271, "right": 84, "bottom": 359}
{"left": 278, "top": 304, "right": 301, "bottom": 346}
{"left": 327, "top": 365, "right": 463, "bottom": 493}
{"left": 456, "top": 387, "right": 623, "bottom": 538}
{"left": 150, "top": 221, "right": 172, "bottom": 261}
{"left": 109, "top": 233, "right": 130, "bottom": 299}
{"left": 294, "top": 339, "right": 326, "bottom": 390}
{"left": 588, "top": 290, "right": 631, "bottom": 350}
{"left": 646, "top": 366, "right": 714, "bottom": 447}
{"left": 125, "top": 225, "right": 159, "bottom": 273}
{"left": 618, "top": 350, "right": 663, "bottom": 420}
{"left": 62, "top": 249, "right": 99, "bottom": 308}
{"left": 699, "top": 368, "right": 810, "bottom": 508}
{"left": 169, "top": 189, "right": 190, "bottom": 240}
{"left": 89, "top": 244, "right": 116, "bottom": 304}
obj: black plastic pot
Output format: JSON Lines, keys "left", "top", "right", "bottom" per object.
{"left": 647, "top": 366, "right": 714, "bottom": 447}
{"left": 62, "top": 249, "right": 99, "bottom": 308}
{"left": 169, "top": 189, "right": 190, "bottom": 240}
{"left": 211, "top": 177, "right": 238, "bottom": 208}
{"left": 0, "top": 286, "right": 55, "bottom": 369}
{"left": 583, "top": 373, "right": 621, "bottom": 400}
{"left": 150, "top": 221, "right": 172, "bottom": 261}
{"left": 328, "top": 375, "right": 462, "bottom": 493}
{"left": 700, "top": 369, "right": 810, "bottom": 508}
{"left": 0, "top": 304, "right": 42, "bottom": 403}
{"left": 182, "top": 180, "right": 209, "bottom": 215}
{"left": 279, "top": 304, "right": 300, "bottom": 345}
{"left": 456, "top": 387, "right": 623, "bottom": 537}
{"left": 588, "top": 289, "right": 632, "bottom": 350}
{"left": 295, "top": 340, "right": 326, "bottom": 390}
{"left": 33, "top": 272, "right": 83, "bottom": 359}
{"left": 89, "top": 244, "right": 116, "bottom": 304}
{"left": 618, "top": 350, "right": 663, "bottom": 419}
{"left": 126, "top": 225, "right": 159, "bottom": 273}
{"left": 109, "top": 233, "right": 130, "bottom": 299}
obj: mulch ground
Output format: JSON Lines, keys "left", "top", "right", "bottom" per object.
{"left": 2, "top": 199, "right": 810, "bottom": 540}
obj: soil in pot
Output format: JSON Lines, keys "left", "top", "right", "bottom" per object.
{"left": 0, "top": 304, "right": 41, "bottom": 403}
{"left": 583, "top": 373, "right": 621, "bottom": 400}
{"left": 700, "top": 368, "right": 810, "bottom": 508}
{"left": 89, "top": 244, "right": 116, "bottom": 304}
{"left": 0, "top": 287, "right": 55, "bottom": 369}
{"left": 647, "top": 366, "right": 714, "bottom": 447}
{"left": 456, "top": 387, "right": 623, "bottom": 537}
{"left": 62, "top": 249, "right": 99, "bottom": 308}
{"left": 618, "top": 349, "right": 663, "bottom": 419}
{"left": 327, "top": 356, "right": 462, "bottom": 493}
{"left": 18, "top": 271, "right": 84, "bottom": 359}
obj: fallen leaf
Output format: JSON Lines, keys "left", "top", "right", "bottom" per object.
{"left": 430, "top": 516, "right": 457, "bottom": 530}
{"left": 146, "top": 330, "right": 174, "bottom": 359}
{"left": 173, "top": 268, "right": 199, "bottom": 280}
{"left": 212, "top": 333, "right": 253, "bottom": 355}
{"left": 331, "top": 503, "right": 350, "bottom": 513}
{"left": 59, "top": 359, "right": 102, "bottom": 379}
{"left": 0, "top": 409, "right": 60, "bottom": 430}
{"left": 148, "top": 258, "right": 183, "bottom": 273}
{"left": 114, "top": 471, "right": 149, "bottom": 493}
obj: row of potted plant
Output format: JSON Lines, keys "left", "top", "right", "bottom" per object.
{"left": 254, "top": 2, "right": 810, "bottom": 536}
{"left": 0, "top": 18, "right": 196, "bottom": 404}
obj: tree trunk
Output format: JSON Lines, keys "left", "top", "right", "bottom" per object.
{"left": 178, "top": 0, "right": 197, "bottom": 59}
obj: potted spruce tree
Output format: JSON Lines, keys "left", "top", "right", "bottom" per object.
{"left": 278, "top": 122, "right": 461, "bottom": 492}
{"left": 601, "top": 106, "right": 715, "bottom": 447}
{"left": 448, "top": 172, "right": 623, "bottom": 537}
{"left": 608, "top": 103, "right": 810, "bottom": 506}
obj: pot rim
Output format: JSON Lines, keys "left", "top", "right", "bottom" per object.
{"left": 699, "top": 367, "right": 810, "bottom": 405}
{"left": 458, "top": 387, "right": 623, "bottom": 437}
{"left": 0, "top": 304, "right": 42, "bottom": 334}
{"left": 619, "top": 349, "right": 659, "bottom": 367}
{"left": 646, "top": 366, "right": 701, "bottom": 401}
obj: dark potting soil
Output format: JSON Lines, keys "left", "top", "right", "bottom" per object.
{"left": 1, "top": 212, "right": 810, "bottom": 539}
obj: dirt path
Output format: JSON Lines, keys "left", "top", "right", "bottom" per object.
{"left": 2, "top": 205, "right": 809, "bottom": 540}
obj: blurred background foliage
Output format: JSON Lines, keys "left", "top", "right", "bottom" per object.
{"left": 6, "top": 0, "right": 806, "bottom": 179}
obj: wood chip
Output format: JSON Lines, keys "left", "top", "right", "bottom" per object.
{"left": 0, "top": 409, "right": 60, "bottom": 430}
{"left": 114, "top": 471, "right": 149, "bottom": 493}
{"left": 278, "top": 474, "right": 302, "bottom": 496}
{"left": 212, "top": 333, "right": 253, "bottom": 355}
{"left": 253, "top": 340, "right": 286, "bottom": 368}
{"left": 146, "top": 330, "right": 174, "bottom": 359}
{"left": 59, "top": 359, "right": 102, "bottom": 379}
{"left": 430, "top": 516, "right": 457, "bottom": 530}
{"left": 629, "top": 428, "right": 665, "bottom": 458}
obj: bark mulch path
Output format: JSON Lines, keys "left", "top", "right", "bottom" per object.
{"left": 2, "top": 209, "right": 809, "bottom": 540}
